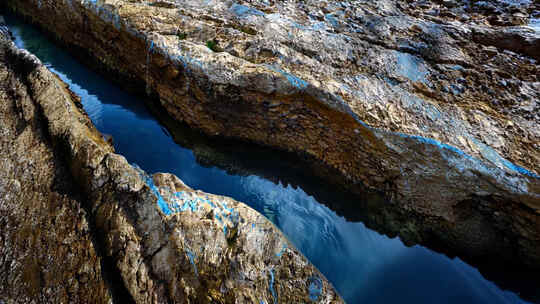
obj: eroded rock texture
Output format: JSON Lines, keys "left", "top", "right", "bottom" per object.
{"left": 3, "top": 0, "right": 539, "bottom": 269}
{"left": 0, "top": 18, "right": 112, "bottom": 304}
{"left": 0, "top": 18, "right": 342, "bottom": 303}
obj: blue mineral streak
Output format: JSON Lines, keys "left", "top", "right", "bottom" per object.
{"left": 172, "top": 54, "right": 204, "bottom": 73}
{"left": 78, "top": 0, "right": 539, "bottom": 182}
{"left": 398, "top": 134, "right": 471, "bottom": 159}
{"left": 276, "top": 243, "right": 287, "bottom": 257}
{"left": 76, "top": 0, "right": 536, "bottom": 182}
{"left": 137, "top": 168, "right": 245, "bottom": 233}
{"left": 449, "top": 64, "right": 465, "bottom": 71}
{"left": 290, "top": 20, "right": 327, "bottom": 31}
{"left": 8, "top": 14, "right": 532, "bottom": 304}
{"left": 393, "top": 133, "right": 539, "bottom": 178}
{"left": 308, "top": 276, "right": 323, "bottom": 301}
{"left": 268, "top": 269, "right": 277, "bottom": 304}
{"left": 186, "top": 248, "right": 198, "bottom": 276}
{"left": 265, "top": 64, "right": 308, "bottom": 90}
{"left": 325, "top": 13, "right": 339, "bottom": 27}
{"left": 134, "top": 166, "right": 173, "bottom": 215}
{"left": 231, "top": 3, "right": 265, "bottom": 18}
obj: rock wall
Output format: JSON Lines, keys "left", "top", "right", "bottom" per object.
{"left": 3, "top": 0, "right": 538, "bottom": 269}
{"left": 0, "top": 17, "right": 113, "bottom": 303}
{"left": 156, "top": 112, "right": 540, "bottom": 301}
{"left": 0, "top": 15, "right": 342, "bottom": 303}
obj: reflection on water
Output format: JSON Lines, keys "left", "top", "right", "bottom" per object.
{"left": 529, "top": 18, "right": 540, "bottom": 32}
{"left": 5, "top": 13, "right": 534, "bottom": 304}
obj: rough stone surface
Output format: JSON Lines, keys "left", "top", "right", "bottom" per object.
{"left": 0, "top": 19, "right": 112, "bottom": 304}
{"left": 0, "top": 18, "right": 342, "bottom": 303}
{"left": 159, "top": 113, "right": 540, "bottom": 292}
{"left": 4, "top": 0, "right": 539, "bottom": 269}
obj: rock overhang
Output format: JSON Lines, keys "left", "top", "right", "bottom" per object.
{"left": 0, "top": 18, "right": 344, "bottom": 302}
{"left": 4, "top": 0, "right": 540, "bottom": 273}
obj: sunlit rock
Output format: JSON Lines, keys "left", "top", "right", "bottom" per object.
{"left": 0, "top": 18, "right": 343, "bottom": 303}
{"left": 2, "top": 0, "right": 539, "bottom": 293}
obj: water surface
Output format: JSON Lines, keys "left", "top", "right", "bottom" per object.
{"left": 5, "top": 14, "right": 533, "bottom": 304}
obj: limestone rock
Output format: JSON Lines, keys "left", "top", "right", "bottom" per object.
{"left": 0, "top": 19, "right": 112, "bottom": 304}
{"left": 0, "top": 16, "right": 343, "bottom": 303}
{"left": 4, "top": 0, "right": 539, "bottom": 269}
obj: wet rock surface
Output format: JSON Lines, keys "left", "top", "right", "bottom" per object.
{"left": 0, "top": 17, "right": 342, "bottom": 303}
{"left": 3, "top": 0, "right": 539, "bottom": 269}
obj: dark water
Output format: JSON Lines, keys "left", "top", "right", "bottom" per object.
{"left": 5, "top": 14, "right": 533, "bottom": 304}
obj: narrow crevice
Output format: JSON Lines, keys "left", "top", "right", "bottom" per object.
{"left": 49, "top": 127, "right": 137, "bottom": 304}
{"left": 89, "top": 217, "right": 137, "bottom": 304}
{"left": 5, "top": 6, "right": 540, "bottom": 303}
{"left": 11, "top": 48, "right": 137, "bottom": 303}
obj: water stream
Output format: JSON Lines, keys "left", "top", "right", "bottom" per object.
{"left": 5, "top": 14, "right": 535, "bottom": 304}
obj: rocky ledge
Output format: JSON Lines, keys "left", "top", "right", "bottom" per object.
{"left": 0, "top": 16, "right": 342, "bottom": 303}
{"left": 4, "top": 0, "right": 539, "bottom": 269}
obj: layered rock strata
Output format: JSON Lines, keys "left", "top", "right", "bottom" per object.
{"left": 0, "top": 16, "right": 342, "bottom": 303}
{"left": 4, "top": 0, "right": 538, "bottom": 269}
{"left": 0, "top": 17, "right": 113, "bottom": 303}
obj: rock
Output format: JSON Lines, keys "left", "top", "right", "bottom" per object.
{"left": 441, "top": 0, "right": 458, "bottom": 8}
{"left": 3, "top": 0, "right": 539, "bottom": 269}
{"left": 0, "top": 17, "right": 343, "bottom": 303}
{"left": 472, "top": 25, "right": 540, "bottom": 61}
{"left": 103, "top": 133, "right": 114, "bottom": 145}
{"left": 0, "top": 19, "right": 112, "bottom": 303}
{"left": 483, "top": 45, "right": 499, "bottom": 57}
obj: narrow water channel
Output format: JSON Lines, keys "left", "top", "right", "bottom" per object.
{"left": 5, "top": 14, "right": 534, "bottom": 304}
